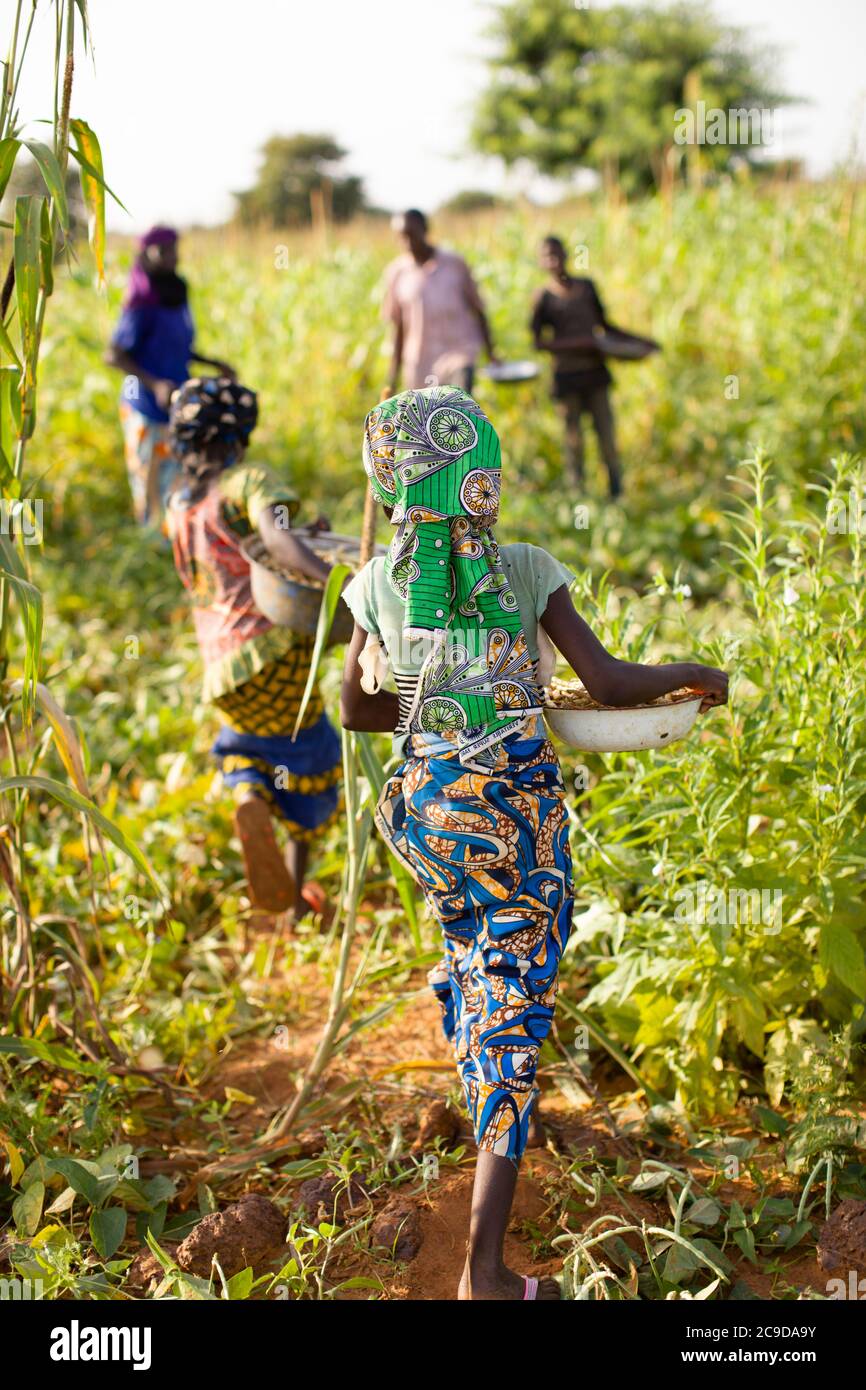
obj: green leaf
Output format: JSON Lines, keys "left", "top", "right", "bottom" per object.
{"left": 90, "top": 1206, "right": 127, "bottom": 1259}
{"left": 13, "top": 195, "right": 42, "bottom": 436}
{"left": 12, "top": 199, "right": 41, "bottom": 339}
{"left": 21, "top": 140, "right": 69, "bottom": 230}
{"left": 630, "top": 1168, "right": 669, "bottom": 1193}
{"left": 69, "top": 121, "right": 117, "bottom": 285}
{"left": 646, "top": 1226, "right": 730, "bottom": 1283}
{"left": 784, "top": 1220, "right": 813, "bottom": 1250}
{"left": 144, "top": 1174, "right": 177, "bottom": 1207}
{"left": 686, "top": 1197, "right": 722, "bottom": 1227}
{"left": 0, "top": 775, "right": 169, "bottom": 903}
{"left": 764, "top": 1020, "right": 830, "bottom": 1107}
{"left": 733, "top": 1226, "right": 757, "bottom": 1263}
{"left": 19, "top": 1154, "right": 55, "bottom": 1188}
{"left": 752, "top": 1104, "right": 790, "bottom": 1136}
{"left": 197, "top": 1183, "right": 218, "bottom": 1215}
{"left": 0, "top": 311, "right": 22, "bottom": 369}
{"left": 144, "top": 1231, "right": 218, "bottom": 1300}
{"left": 0, "top": 541, "right": 43, "bottom": 721}
{"left": 0, "top": 138, "right": 21, "bottom": 201}
{"left": 355, "top": 733, "right": 418, "bottom": 938}
{"left": 330, "top": 1276, "right": 384, "bottom": 1292}
{"left": 225, "top": 1267, "right": 254, "bottom": 1300}
{"left": 729, "top": 1278, "right": 761, "bottom": 1301}
{"left": 48, "top": 1155, "right": 109, "bottom": 1207}
{"left": 292, "top": 562, "right": 351, "bottom": 737}
{"left": 83, "top": 1079, "right": 107, "bottom": 1132}
{"left": 662, "top": 1238, "right": 702, "bottom": 1284}
{"left": 728, "top": 1198, "right": 748, "bottom": 1230}
{"left": 12, "top": 1179, "right": 45, "bottom": 1236}
{"left": 2, "top": 1137, "right": 25, "bottom": 1186}
{"left": 819, "top": 920, "right": 866, "bottom": 997}
{"left": 0, "top": 367, "right": 22, "bottom": 462}
{"left": 72, "top": 1, "right": 93, "bottom": 48}
{"left": 38, "top": 198, "right": 54, "bottom": 297}
{"left": 557, "top": 997, "right": 666, "bottom": 1106}
{"left": 136, "top": 1201, "right": 167, "bottom": 1242}
{"left": 0, "top": 1035, "right": 104, "bottom": 1075}
{"left": 111, "top": 1178, "right": 158, "bottom": 1212}
{"left": 691, "top": 1238, "right": 734, "bottom": 1276}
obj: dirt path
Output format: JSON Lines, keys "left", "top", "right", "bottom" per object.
{"left": 138, "top": 941, "right": 829, "bottom": 1302}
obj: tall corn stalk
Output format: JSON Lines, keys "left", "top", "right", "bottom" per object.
{"left": 0, "top": 1, "right": 165, "bottom": 1032}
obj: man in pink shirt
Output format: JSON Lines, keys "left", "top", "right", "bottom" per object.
{"left": 383, "top": 209, "right": 499, "bottom": 395}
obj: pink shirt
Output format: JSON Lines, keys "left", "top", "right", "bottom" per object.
{"left": 383, "top": 249, "right": 485, "bottom": 389}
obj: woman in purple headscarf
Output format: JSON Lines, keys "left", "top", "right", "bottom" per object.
{"left": 105, "top": 226, "right": 236, "bottom": 527}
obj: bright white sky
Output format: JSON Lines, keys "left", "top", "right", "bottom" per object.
{"left": 13, "top": 0, "right": 866, "bottom": 231}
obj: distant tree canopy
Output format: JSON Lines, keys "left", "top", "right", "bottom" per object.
{"left": 437, "top": 189, "right": 505, "bottom": 216}
{"left": 233, "top": 134, "right": 366, "bottom": 227}
{"left": 471, "top": 0, "right": 791, "bottom": 192}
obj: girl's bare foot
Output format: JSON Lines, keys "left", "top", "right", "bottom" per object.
{"left": 457, "top": 1259, "right": 560, "bottom": 1300}
{"left": 280, "top": 881, "right": 328, "bottom": 926}
{"left": 276, "top": 882, "right": 329, "bottom": 933}
{"left": 300, "top": 880, "right": 327, "bottom": 915}
{"left": 234, "top": 795, "right": 295, "bottom": 912}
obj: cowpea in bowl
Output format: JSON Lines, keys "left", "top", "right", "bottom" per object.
{"left": 543, "top": 678, "right": 702, "bottom": 753}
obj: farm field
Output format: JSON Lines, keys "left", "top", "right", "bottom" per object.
{"left": 2, "top": 182, "right": 866, "bottom": 1300}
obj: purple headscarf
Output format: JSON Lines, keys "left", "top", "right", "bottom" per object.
{"left": 124, "top": 225, "right": 180, "bottom": 309}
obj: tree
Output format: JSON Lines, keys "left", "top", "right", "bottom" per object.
{"left": 471, "top": 0, "right": 791, "bottom": 192}
{"left": 233, "top": 134, "right": 366, "bottom": 227}
{"left": 437, "top": 189, "right": 506, "bottom": 216}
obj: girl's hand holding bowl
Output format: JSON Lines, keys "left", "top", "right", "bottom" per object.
{"left": 685, "top": 664, "right": 729, "bottom": 713}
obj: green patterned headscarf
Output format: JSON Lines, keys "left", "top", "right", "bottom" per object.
{"left": 362, "top": 386, "right": 542, "bottom": 758}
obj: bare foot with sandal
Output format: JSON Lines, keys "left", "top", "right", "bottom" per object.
{"left": 458, "top": 1260, "right": 561, "bottom": 1301}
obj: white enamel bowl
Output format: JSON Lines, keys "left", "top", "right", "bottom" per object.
{"left": 483, "top": 359, "right": 539, "bottom": 383}
{"left": 544, "top": 697, "right": 702, "bottom": 753}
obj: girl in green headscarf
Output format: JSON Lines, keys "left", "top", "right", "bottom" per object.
{"left": 341, "top": 386, "right": 727, "bottom": 1300}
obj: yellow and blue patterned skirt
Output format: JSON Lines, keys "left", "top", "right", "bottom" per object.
{"left": 376, "top": 723, "right": 573, "bottom": 1161}
{"left": 212, "top": 639, "right": 341, "bottom": 841}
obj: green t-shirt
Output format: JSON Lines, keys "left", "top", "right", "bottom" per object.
{"left": 342, "top": 542, "right": 574, "bottom": 750}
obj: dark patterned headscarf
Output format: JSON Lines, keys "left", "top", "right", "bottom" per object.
{"left": 169, "top": 377, "right": 258, "bottom": 486}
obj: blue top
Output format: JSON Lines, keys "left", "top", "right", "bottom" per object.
{"left": 112, "top": 302, "right": 195, "bottom": 422}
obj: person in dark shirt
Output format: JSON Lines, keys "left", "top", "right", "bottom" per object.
{"left": 105, "top": 226, "right": 235, "bottom": 527}
{"left": 530, "top": 235, "right": 622, "bottom": 498}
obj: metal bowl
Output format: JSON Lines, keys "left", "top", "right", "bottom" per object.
{"left": 592, "top": 328, "right": 660, "bottom": 361}
{"left": 544, "top": 697, "right": 702, "bottom": 752}
{"left": 242, "top": 532, "right": 362, "bottom": 644}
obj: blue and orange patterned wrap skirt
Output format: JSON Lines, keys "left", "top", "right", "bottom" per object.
{"left": 376, "top": 718, "right": 573, "bottom": 1161}
{"left": 119, "top": 404, "right": 180, "bottom": 528}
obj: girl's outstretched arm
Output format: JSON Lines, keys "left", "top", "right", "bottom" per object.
{"left": 258, "top": 504, "right": 331, "bottom": 584}
{"left": 540, "top": 585, "right": 728, "bottom": 713}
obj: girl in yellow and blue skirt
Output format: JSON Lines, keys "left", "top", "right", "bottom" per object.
{"left": 167, "top": 376, "right": 341, "bottom": 919}
{"left": 341, "top": 385, "right": 728, "bottom": 1299}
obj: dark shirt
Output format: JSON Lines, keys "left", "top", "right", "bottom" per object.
{"left": 530, "top": 278, "right": 607, "bottom": 372}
